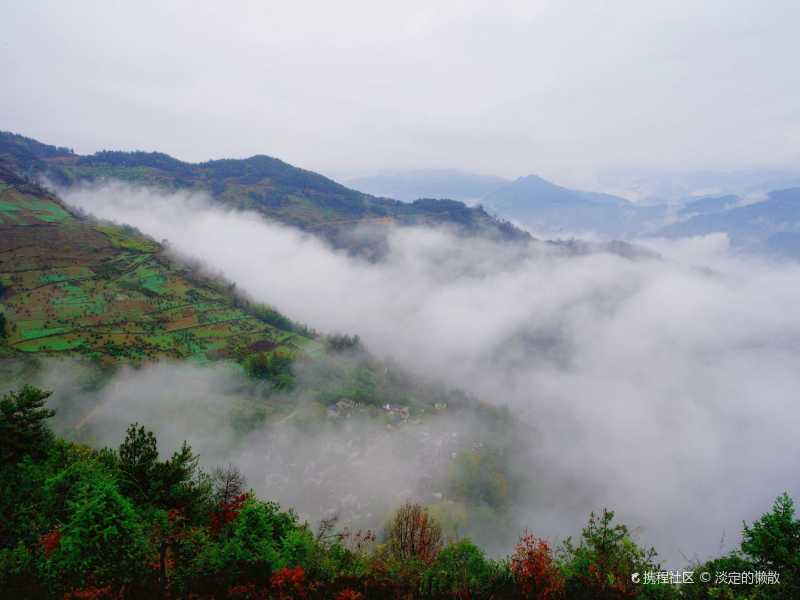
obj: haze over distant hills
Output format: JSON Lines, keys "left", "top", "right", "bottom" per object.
{"left": 346, "top": 169, "right": 509, "bottom": 203}
{"left": 482, "top": 174, "right": 671, "bottom": 238}
{"left": 596, "top": 167, "right": 800, "bottom": 204}
{"left": 485, "top": 175, "right": 800, "bottom": 258}
{"left": 6, "top": 129, "right": 800, "bottom": 260}
{"left": 345, "top": 166, "right": 800, "bottom": 259}
{"left": 655, "top": 188, "right": 800, "bottom": 256}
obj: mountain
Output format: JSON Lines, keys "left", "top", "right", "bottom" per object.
{"left": 0, "top": 164, "right": 315, "bottom": 364}
{"left": 677, "top": 194, "right": 740, "bottom": 217}
{"left": 655, "top": 188, "right": 800, "bottom": 257}
{"left": 346, "top": 169, "right": 509, "bottom": 203}
{"left": 482, "top": 174, "right": 668, "bottom": 237}
{"left": 0, "top": 164, "right": 497, "bottom": 416}
{"left": 595, "top": 167, "right": 800, "bottom": 204}
{"left": 0, "top": 132, "right": 529, "bottom": 255}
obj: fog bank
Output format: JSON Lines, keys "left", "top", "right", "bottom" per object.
{"left": 56, "top": 182, "right": 800, "bottom": 565}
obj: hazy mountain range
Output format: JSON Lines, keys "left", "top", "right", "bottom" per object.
{"left": 658, "top": 188, "right": 800, "bottom": 255}
{"left": 4, "top": 130, "right": 800, "bottom": 259}
{"left": 347, "top": 168, "right": 800, "bottom": 258}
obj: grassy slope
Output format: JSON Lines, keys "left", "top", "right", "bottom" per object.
{"left": 0, "top": 131, "right": 529, "bottom": 250}
{"left": 0, "top": 167, "right": 317, "bottom": 364}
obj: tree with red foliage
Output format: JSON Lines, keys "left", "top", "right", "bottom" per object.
{"left": 385, "top": 502, "right": 443, "bottom": 564}
{"left": 40, "top": 527, "right": 61, "bottom": 559}
{"left": 211, "top": 492, "right": 250, "bottom": 535}
{"left": 271, "top": 566, "right": 314, "bottom": 599}
{"left": 511, "top": 533, "right": 564, "bottom": 600}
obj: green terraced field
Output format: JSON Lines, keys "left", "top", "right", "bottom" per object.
{"left": 0, "top": 175, "right": 312, "bottom": 365}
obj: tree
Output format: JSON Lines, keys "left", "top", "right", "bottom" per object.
{"left": 244, "top": 350, "right": 295, "bottom": 389}
{"left": 326, "top": 333, "right": 361, "bottom": 353}
{"left": 0, "top": 385, "right": 54, "bottom": 465}
{"left": 0, "top": 312, "right": 7, "bottom": 338}
{"left": 741, "top": 492, "right": 800, "bottom": 598}
{"left": 385, "top": 502, "right": 443, "bottom": 564}
{"left": 118, "top": 423, "right": 159, "bottom": 503}
{"left": 559, "top": 509, "right": 668, "bottom": 600}
{"left": 212, "top": 463, "right": 248, "bottom": 506}
{"left": 117, "top": 424, "right": 210, "bottom": 598}
{"left": 47, "top": 478, "right": 150, "bottom": 595}
{"left": 680, "top": 553, "right": 755, "bottom": 600}
{"left": 511, "top": 534, "right": 564, "bottom": 600}
{"left": 423, "top": 538, "right": 509, "bottom": 599}
{"left": 191, "top": 499, "right": 291, "bottom": 594}
{"left": 118, "top": 424, "right": 207, "bottom": 511}
{"left": 210, "top": 464, "right": 249, "bottom": 538}
{"left": 447, "top": 448, "right": 510, "bottom": 511}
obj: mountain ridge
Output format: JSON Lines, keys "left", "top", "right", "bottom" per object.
{"left": 0, "top": 132, "right": 530, "bottom": 255}
{"left": 654, "top": 187, "right": 800, "bottom": 256}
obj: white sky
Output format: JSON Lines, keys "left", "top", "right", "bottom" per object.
{"left": 3, "top": 0, "right": 799, "bottom": 185}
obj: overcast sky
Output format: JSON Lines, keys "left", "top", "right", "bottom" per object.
{"left": 3, "top": 0, "right": 799, "bottom": 185}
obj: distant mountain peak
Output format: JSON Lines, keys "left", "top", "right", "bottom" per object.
{"left": 517, "top": 174, "right": 551, "bottom": 183}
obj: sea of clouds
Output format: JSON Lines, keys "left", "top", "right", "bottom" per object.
{"left": 45, "top": 181, "right": 800, "bottom": 566}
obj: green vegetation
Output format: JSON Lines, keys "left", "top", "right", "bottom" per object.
{"left": 1, "top": 131, "right": 529, "bottom": 254}
{"left": 244, "top": 348, "right": 296, "bottom": 390}
{"left": 326, "top": 333, "right": 362, "bottom": 353}
{"left": 0, "top": 170, "right": 312, "bottom": 376}
{"left": 0, "top": 385, "right": 796, "bottom": 599}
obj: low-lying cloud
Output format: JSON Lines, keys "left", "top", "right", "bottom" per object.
{"left": 52, "top": 182, "right": 800, "bottom": 566}
{"left": 32, "top": 360, "right": 473, "bottom": 537}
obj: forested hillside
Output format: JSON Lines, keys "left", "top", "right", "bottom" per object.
{"left": 1, "top": 386, "right": 796, "bottom": 599}
{"left": 0, "top": 132, "right": 528, "bottom": 255}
